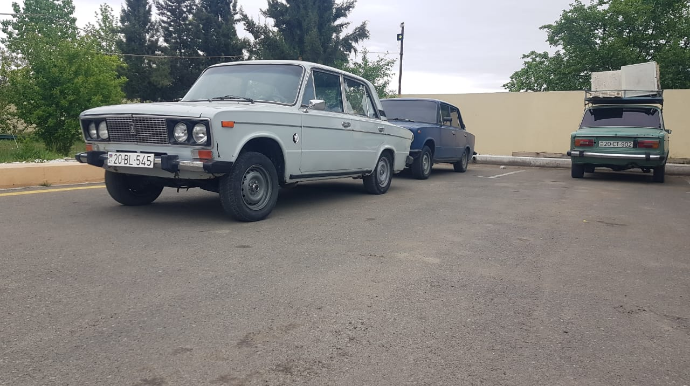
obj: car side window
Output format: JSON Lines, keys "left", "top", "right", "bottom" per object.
{"left": 450, "top": 106, "right": 462, "bottom": 129}
{"left": 301, "top": 73, "right": 315, "bottom": 106}
{"left": 312, "top": 70, "right": 343, "bottom": 113}
{"left": 343, "top": 78, "right": 378, "bottom": 119}
{"left": 440, "top": 103, "right": 452, "bottom": 126}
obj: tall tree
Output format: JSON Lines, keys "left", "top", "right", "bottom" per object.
{"left": 155, "top": 0, "right": 201, "bottom": 98}
{"left": 241, "top": 0, "right": 370, "bottom": 66}
{"left": 84, "top": 4, "right": 119, "bottom": 54}
{"left": 504, "top": 0, "right": 690, "bottom": 91}
{"left": 195, "top": 0, "right": 247, "bottom": 68}
{"left": 1, "top": 0, "right": 125, "bottom": 154}
{"left": 118, "top": 0, "right": 170, "bottom": 101}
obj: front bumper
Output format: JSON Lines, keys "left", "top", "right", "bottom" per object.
{"left": 567, "top": 150, "right": 665, "bottom": 162}
{"left": 75, "top": 151, "right": 233, "bottom": 174}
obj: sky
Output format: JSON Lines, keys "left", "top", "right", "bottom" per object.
{"left": 0, "top": 0, "right": 575, "bottom": 94}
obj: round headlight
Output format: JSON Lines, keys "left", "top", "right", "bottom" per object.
{"left": 173, "top": 122, "right": 188, "bottom": 142}
{"left": 88, "top": 122, "right": 97, "bottom": 139}
{"left": 98, "top": 121, "right": 109, "bottom": 140}
{"left": 192, "top": 124, "right": 208, "bottom": 144}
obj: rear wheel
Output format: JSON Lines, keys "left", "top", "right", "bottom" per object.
{"left": 219, "top": 151, "right": 279, "bottom": 222}
{"left": 364, "top": 152, "right": 393, "bottom": 194}
{"left": 453, "top": 149, "right": 469, "bottom": 173}
{"left": 571, "top": 163, "right": 585, "bottom": 178}
{"left": 105, "top": 171, "right": 163, "bottom": 206}
{"left": 411, "top": 146, "right": 433, "bottom": 179}
{"left": 652, "top": 164, "right": 665, "bottom": 183}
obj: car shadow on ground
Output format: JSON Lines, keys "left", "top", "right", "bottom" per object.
{"left": 93, "top": 179, "right": 383, "bottom": 223}
{"left": 583, "top": 170, "right": 668, "bottom": 184}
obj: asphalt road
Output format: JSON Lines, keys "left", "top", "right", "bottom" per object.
{"left": 1, "top": 164, "right": 689, "bottom": 386}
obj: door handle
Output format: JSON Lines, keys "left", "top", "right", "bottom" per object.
{"left": 452, "top": 131, "right": 456, "bottom": 135}
{"left": 378, "top": 127, "right": 385, "bottom": 133}
{"left": 342, "top": 122, "right": 351, "bottom": 128}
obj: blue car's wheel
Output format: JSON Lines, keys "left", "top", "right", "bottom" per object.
{"left": 411, "top": 146, "right": 433, "bottom": 179}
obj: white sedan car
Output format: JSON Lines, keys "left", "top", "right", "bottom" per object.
{"left": 76, "top": 60, "right": 413, "bottom": 221}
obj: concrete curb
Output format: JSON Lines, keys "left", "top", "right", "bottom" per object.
{"left": 0, "top": 163, "right": 104, "bottom": 189}
{"left": 473, "top": 155, "right": 690, "bottom": 176}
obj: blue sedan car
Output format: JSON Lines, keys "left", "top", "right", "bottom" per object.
{"left": 381, "top": 98, "right": 476, "bottom": 179}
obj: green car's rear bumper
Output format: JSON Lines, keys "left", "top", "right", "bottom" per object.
{"left": 568, "top": 150, "right": 666, "bottom": 167}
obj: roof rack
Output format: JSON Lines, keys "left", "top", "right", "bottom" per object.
{"left": 585, "top": 90, "right": 664, "bottom": 107}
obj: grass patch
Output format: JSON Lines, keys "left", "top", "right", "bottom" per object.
{"left": 0, "top": 139, "right": 85, "bottom": 163}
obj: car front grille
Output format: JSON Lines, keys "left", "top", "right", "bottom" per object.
{"left": 106, "top": 116, "right": 168, "bottom": 145}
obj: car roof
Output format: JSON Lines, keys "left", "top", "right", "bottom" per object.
{"left": 381, "top": 98, "right": 460, "bottom": 108}
{"left": 207, "top": 60, "right": 375, "bottom": 90}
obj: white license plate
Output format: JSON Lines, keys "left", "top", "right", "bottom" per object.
{"left": 599, "top": 141, "right": 633, "bottom": 148}
{"left": 107, "top": 152, "right": 155, "bottom": 168}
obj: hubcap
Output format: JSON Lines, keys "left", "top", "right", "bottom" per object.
{"left": 422, "top": 153, "right": 431, "bottom": 175}
{"left": 462, "top": 151, "right": 468, "bottom": 168}
{"left": 377, "top": 157, "right": 390, "bottom": 188}
{"left": 241, "top": 165, "right": 272, "bottom": 211}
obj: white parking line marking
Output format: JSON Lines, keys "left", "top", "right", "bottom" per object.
{"left": 478, "top": 170, "right": 525, "bottom": 179}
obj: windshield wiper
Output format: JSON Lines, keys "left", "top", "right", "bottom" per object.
{"left": 210, "top": 95, "right": 254, "bottom": 103}
{"left": 390, "top": 117, "right": 415, "bottom": 122}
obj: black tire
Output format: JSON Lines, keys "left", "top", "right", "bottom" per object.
{"left": 652, "top": 164, "right": 665, "bottom": 183}
{"left": 219, "top": 151, "right": 279, "bottom": 222}
{"left": 364, "top": 152, "right": 393, "bottom": 195}
{"left": 571, "top": 163, "right": 585, "bottom": 178}
{"left": 453, "top": 149, "right": 469, "bottom": 172}
{"left": 105, "top": 171, "right": 164, "bottom": 206}
{"left": 411, "top": 146, "right": 433, "bottom": 179}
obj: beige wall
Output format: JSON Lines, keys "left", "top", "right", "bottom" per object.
{"left": 404, "top": 90, "right": 690, "bottom": 160}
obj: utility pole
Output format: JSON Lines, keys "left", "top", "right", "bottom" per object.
{"left": 397, "top": 22, "right": 404, "bottom": 96}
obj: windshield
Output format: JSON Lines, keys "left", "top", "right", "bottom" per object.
{"left": 182, "top": 64, "right": 304, "bottom": 105}
{"left": 581, "top": 107, "right": 661, "bottom": 128}
{"left": 381, "top": 100, "right": 438, "bottom": 124}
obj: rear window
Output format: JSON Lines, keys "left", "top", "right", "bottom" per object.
{"left": 381, "top": 100, "right": 438, "bottom": 124}
{"left": 581, "top": 107, "right": 661, "bottom": 128}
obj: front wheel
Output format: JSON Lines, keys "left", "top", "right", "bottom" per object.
{"left": 219, "top": 152, "right": 279, "bottom": 222}
{"left": 652, "top": 164, "right": 665, "bottom": 183}
{"left": 364, "top": 152, "right": 393, "bottom": 195}
{"left": 453, "top": 150, "right": 469, "bottom": 173}
{"left": 105, "top": 171, "right": 163, "bottom": 206}
{"left": 411, "top": 146, "right": 433, "bottom": 179}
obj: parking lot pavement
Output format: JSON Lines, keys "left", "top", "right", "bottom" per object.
{"left": 1, "top": 164, "right": 689, "bottom": 385}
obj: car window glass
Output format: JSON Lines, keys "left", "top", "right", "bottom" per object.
{"left": 343, "top": 78, "right": 377, "bottom": 118}
{"left": 581, "top": 108, "right": 661, "bottom": 128}
{"left": 301, "top": 73, "right": 315, "bottom": 106}
{"left": 450, "top": 107, "right": 462, "bottom": 128}
{"left": 313, "top": 70, "right": 343, "bottom": 113}
{"left": 440, "top": 103, "right": 452, "bottom": 126}
{"left": 380, "top": 100, "right": 437, "bottom": 124}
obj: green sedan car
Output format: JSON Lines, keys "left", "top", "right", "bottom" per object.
{"left": 567, "top": 91, "right": 670, "bottom": 183}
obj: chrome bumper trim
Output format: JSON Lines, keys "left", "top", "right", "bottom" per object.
{"left": 568, "top": 151, "right": 662, "bottom": 161}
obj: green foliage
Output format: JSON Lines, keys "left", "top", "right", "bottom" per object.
{"left": 242, "top": 0, "right": 370, "bottom": 67}
{"left": 83, "top": 4, "right": 120, "bottom": 54}
{"left": 338, "top": 49, "right": 397, "bottom": 99}
{"left": 1, "top": 0, "right": 126, "bottom": 155}
{"left": 194, "top": 0, "right": 247, "bottom": 68}
{"left": 0, "top": 136, "right": 85, "bottom": 163}
{"left": 505, "top": 0, "right": 690, "bottom": 92}
{"left": 118, "top": 0, "right": 171, "bottom": 101}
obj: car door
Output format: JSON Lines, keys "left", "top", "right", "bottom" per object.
{"left": 300, "top": 70, "right": 355, "bottom": 174}
{"left": 450, "top": 105, "right": 467, "bottom": 158}
{"left": 438, "top": 102, "right": 458, "bottom": 160}
{"left": 342, "top": 76, "right": 381, "bottom": 171}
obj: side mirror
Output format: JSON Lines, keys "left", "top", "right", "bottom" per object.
{"left": 307, "top": 99, "right": 326, "bottom": 111}
{"left": 442, "top": 117, "right": 452, "bottom": 125}
{"left": 665, "top": 129, "right": 672, "bottom": 134}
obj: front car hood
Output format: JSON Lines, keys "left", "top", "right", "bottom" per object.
{"left": 388, "top": 120, "right": 438, "bottom": 131}
{"left": 576, "top": 126, "right": 664, "bottom": 138}
{"left": 80, "top": 101, "right": 295, "bottom": 119}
